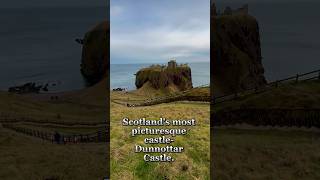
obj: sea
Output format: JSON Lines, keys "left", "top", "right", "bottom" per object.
{"left": 0, "top": 6, "right": 107, "bottom": 92}
{"left": 216, "top": 1, "right": 320, "bottom": 82}
{"left": 111, "top": 62, "right": 210, "bottom": 90}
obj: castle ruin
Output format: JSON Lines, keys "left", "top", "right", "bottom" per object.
{"left": 168, "top": 58, "right": 177, "bottom": 69}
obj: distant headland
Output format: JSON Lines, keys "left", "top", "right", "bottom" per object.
{"left": 135, "top": 59, "right": 193, "bottom": 92}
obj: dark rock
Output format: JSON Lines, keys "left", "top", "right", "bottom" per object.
{"left": 80, "top": 21, "right": 109, "bottom": 86}
{"left": 42, "top": 84, "right": 49, "bottom": 92}
{"left": 112, "top": 88, "right": 126, "bottom": 92}
{"left": 8, "top": 82, "right": 42, "bottom": 94}
{"left": 211, "top": 3, "right": 266, "bottom": 96}
{"left": 75, "top": 38, "right": 84, "bottom": 45}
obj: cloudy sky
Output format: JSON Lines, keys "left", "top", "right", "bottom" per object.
{"left": 215, "top": 0, "right": 316, "bottom": 2}
{"left": 1, "top": 0, "right": 107, "bottom": 8}
{"left": 111, "top": 0, "right": 210, "bottom": 64}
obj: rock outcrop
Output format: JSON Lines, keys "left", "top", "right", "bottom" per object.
{"left": 80, "top": 21, "right": 109, "bottom": 86}
{"left": 135, "top": 61, "right": 193, "bottom": 92}
{"left": 8, "top": 83, "right": 42, "bottom": 94}
{"left": 211, "top": 3, "right": 266, "bottom": 96}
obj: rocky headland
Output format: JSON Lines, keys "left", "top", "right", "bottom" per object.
{"left": 211, "top": 3, "right": 266, "bottom": 96}
{"left": 135, "top": 60, "right": 193, "bottom": 92}
{"left": 80, "top": 21, "right": 109, "bottom": 86}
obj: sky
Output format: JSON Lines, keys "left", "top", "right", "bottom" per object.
{"left": 110, "top": 0, "right": 210, "bottom": 64}
{"left": 214, "top": 0, "right": 317, "bottom": 2}
{"left": 0, "top": 0, "right": 108, "bottom": 8}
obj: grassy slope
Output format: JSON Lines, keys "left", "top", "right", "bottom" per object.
{"left": 0, "top": 127, "right": 108, "bottom": 180}
{"left": 184, "top": 87, "right": 210, "bottom": 97}
{"left": 213, "top": 128, "right": 320, "bottom": 180}
{"left": 112, "top": 86, "right": 210, "bottom": 106}
{"left": 110, "top": 91, "right": 210, "bottom": 179}
{"left": 3, "top": 78, "right": 320, "bottom": 179}
{"left": 0, "top": 80, "right": 108, "bottom": 179}
{"left": 214, "top": 80, "right": 320, "bottom": 112}
{"left": 0, "top": 79, "right": 107, "bottom": 124}
{"left": 213, "top": 80, "right": 320, "bottom": 179}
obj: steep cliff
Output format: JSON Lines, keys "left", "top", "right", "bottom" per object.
{"left": 80, "top": 21, "right": 109, "bottom": 86}
{"left": 211, "top": 4, "right": 266, "bottom": 96}
{"left": 135, "top": 62, "right": 193, "bottom": 92}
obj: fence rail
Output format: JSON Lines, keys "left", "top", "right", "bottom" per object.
{"left": 0, "top": 115, "right": 107, "bottom": 126}
{"left": 213, "top": 108, "right": 320, "bottom": 128}
{"left": 2, "top": 123, "right": 109, "bottom": 144}
{"left": 212, "top": 69, "right": 320, "bottom": 105}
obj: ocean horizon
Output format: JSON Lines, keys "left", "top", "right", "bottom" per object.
{"left": 111, "top": 61, "right": 210, "bottom": 90}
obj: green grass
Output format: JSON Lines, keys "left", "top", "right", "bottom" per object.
{"left": 0, "top": 127, "right": 108, "bottom": 180}
{"left": 0, "top": 79, "right": 107, "bottom": 124}
{"left": 0, "top": 92, "right": 106, "bottom": 124}
{"left": 213, "top": 128, "right": 320, "bottom": 180}
{"left": 214, "top": 80, "right": 320, "bottom": 112}
{"left": 9, "top": 123, "right": 106, "bottom": 135}
{"left": 2, "top": 78, "right": 320, "bottom": 179}
{"left": 185, "top": 87, "right": 210, "bottom": 97}
{"left": 0, "top": 81, "right": 108, "bottom": 179}
{"left": 110, "top": 91, "right": 210, "bottom": 179}
{"left": 212, "top": 80, "right": 320, "bottom": 179}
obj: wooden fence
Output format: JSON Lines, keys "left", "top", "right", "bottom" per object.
{"left": 2, "top": 123, "right": 109, "bottom": 144}
{"left": 213, "top": 108, "right": 320, "bottom": 128}
{"left": 212, "top": 69, "right": 320, "bottom": 105}
{"left": 0, "top": 113, "right": 107, "bottom": 126}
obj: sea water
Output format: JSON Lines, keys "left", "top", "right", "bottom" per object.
{"left": 0, "top": 6, "right": 106, "bottom": 92}
{"left": 110, "top": 62, "right": 210, "bottom": 90}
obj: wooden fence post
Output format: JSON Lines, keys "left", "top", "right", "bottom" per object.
{"left": 98, "top": 131, "right": 101, "bottom": 142}
{"left": 295, "top": 74, "right": 299, "bottom": 83}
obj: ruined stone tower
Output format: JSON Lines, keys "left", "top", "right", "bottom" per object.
{"left": 168, "top": 58, "right": 177, "bottom": 69}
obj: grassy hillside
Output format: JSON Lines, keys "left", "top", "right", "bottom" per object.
{"left": 0, "top": 127, "right": 107, "bottom": 180}
{"left": 213, "top": 128, "right": 320, "bottom": 180}
{"left": 214, "top": 80, "right": 320, "bottom": 112}
{"left": 110, "top": 90, "right": 210, "bottom": 179}
{"left": 213, "top": 80, "right": 320, "bottom": 179}
{"left": 112, "top": 86, "right": 210, "bottom": 106}
{"left": 0, "top": 80, "right": 108, "bottom": 179}
{"left": 0, "top": 79, "right": 107, "bottom": 124}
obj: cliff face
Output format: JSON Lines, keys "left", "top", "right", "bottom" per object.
{"left": 211, "top": 3, "right": 266, "bottom": 96}
{"left": 80, "top": 21, "right": 109, "bottom": 86}
{"left": 135, "top": 64, "right": 193, "bottom": 92}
